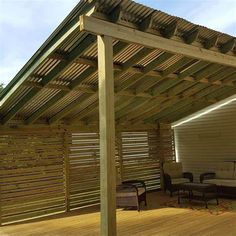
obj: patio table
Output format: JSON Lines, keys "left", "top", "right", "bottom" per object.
{"left": 177, "top": 182, "right": 219, "bottom": 208}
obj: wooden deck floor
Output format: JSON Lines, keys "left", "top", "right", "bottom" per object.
{"left": 1, "top": 192, "right": 236, "bottom": 236}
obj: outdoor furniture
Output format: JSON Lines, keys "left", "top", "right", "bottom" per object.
{"left": 200, "top": 162, "right": 236, "bottom": 197}
{"left": 116, "top": 180, "right": 147, "bottom": 211}
{"left": 177, "top": 182, "right": 219, "bottom": 208}
{"left": 163, "top": 162, "right": 193, "bottom": 197}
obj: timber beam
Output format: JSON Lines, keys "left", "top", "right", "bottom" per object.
{"left": 80, "top": 15, "right": 236, "bottom": 68}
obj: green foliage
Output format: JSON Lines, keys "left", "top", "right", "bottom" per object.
{"left": 0, "top": 83, "right": 3, "bottom": 91}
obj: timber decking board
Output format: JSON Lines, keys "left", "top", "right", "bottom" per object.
{"left": 0, "top": 192, "right": 235, "bottom": 236}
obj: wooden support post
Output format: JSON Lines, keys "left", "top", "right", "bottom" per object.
{"left": 0, "top": 180, "right": 2, "bottom": 226}
{"left": 98, "top": 35, "right": 116, "bottom": 236}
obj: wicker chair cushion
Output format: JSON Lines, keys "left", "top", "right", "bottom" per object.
{"left": 204, "top": 179, "right": 236, "bottom": 187}
{"left": 163, "top": 162, "right": 183, "bottom": 178}
{"left": 214, "top": 162, "right": 234, "bottom": 179}
{"left": 171, "top": 178, "right": 190, "bottom": 185}
{"left": 116, "top": 187, "right": 145, "bottom": 197}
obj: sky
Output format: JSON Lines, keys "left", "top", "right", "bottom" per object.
{"left": 0, "top": 0, "right": 236, "bottom": 87}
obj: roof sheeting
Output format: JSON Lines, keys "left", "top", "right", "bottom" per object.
{"left": 0, "top": 0, "right": 236, "bottom": 126}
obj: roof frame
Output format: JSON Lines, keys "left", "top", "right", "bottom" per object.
{"left": 0, "top": 0, "right": 236, "bottom": 126}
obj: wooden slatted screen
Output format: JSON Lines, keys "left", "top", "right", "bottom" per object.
{"left": 0, "top": 128, "right": 165, "bottom": 224}
{"left": 120, "top": 131, "right": 160, "bottom": 190}
{"left": 0, "top": 132, "right": 65, "bottom": 225}
{"left": 67, "top": 132, "right": 122, "bottom": 210}
{"left": 67, "top": 130, "right": 161, "bottom": 210}
{"left": 67, "top": 132, "right": 100, "bottom": 210}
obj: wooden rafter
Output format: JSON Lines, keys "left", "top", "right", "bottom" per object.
{"left": 183, "top": 28, "right": 199, "bottom": 44}
{"left": 68, "top": 100, "right": 99, "bottom": 124}
{"left": 208, "top": 68, "right": 236, "bottom": 83}
{"left": 79, "top": 96, "right": 135, "bottom": 124}
{"left": 115, "top": 98, "right": 149, "bottom": 120}
{"left": 48, "top": 55, "right": 236, "bottom": 88}
{"left": 162, "top": 100, "right": 209, "bottom": 123}
{"left": 160, "top": 21, "right": 178, "bottom": 39}
{"left": 61, "top": 87, "right": 221, "bottom": 125}
{"left": 159, "top": 85, "right": 236, "bottom": 123}
{"left": 204, "top": 35, "right": 218, "bottom": 49}
{"left": 132, "top": 82, "right": 228, "bottom": 124}
{"left": 117, "top": 98, "right": 166, "bottom": 124}
{"left": 147, "top": 86, "right": 236, "bottom": 123}
{"left": 22, "top": 56, "right": 235, "bottom": 124}
{"left": 115, "top": 52, "right": 173, "bottom": 92}
{"left": 220, "top": 39, "right": 235, "bottom": 54}
{"left": 69, "top": 73, "right": 220, "bottom": 125}
{"left": 48, "top": 94, "right": 97, "bottom": 124}
{"left": 71, "top": 84, "right": 222, "bottom": 125}
{"left": 139, "top": 13, "right": 155, "bottom": 32}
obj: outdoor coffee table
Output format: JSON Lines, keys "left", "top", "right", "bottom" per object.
{"left": 177, "top": 182, "right": 219, "bottom": 208}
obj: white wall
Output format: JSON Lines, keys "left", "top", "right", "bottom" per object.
{"left": 173, "top": 99, "right": 236, "bottom": 182}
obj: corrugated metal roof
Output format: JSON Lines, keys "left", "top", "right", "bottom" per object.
{"left": 0, "top": 0, "right": 235, "bottom": 127}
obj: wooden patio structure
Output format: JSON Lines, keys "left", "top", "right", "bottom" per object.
{"left": 0, "top": 0, "right": 236, "bottom": 235}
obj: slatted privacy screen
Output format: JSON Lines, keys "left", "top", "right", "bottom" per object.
{"left": 67, "top": 132, "right": 101, "bottom": 210}
{"left": 66, "top": 132, "right": 125, "bottom": 210}
{"left": 67, "top": 130, "right": 161, "bottom": 210}
{"left": 0, "top": 126, "right": 175, "bottom": 224}
{"left": 0, "top": 132, "right": 65, "bottom": 225}
{"left": 120, "top": 131, "right": 160, "bottom": 190}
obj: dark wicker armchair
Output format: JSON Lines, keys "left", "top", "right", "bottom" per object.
{"left": 163, "top": 162, "right": 193, "bottom": 197}
{"left": 116, "top": 180, "right": 147, "bottom": 211}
